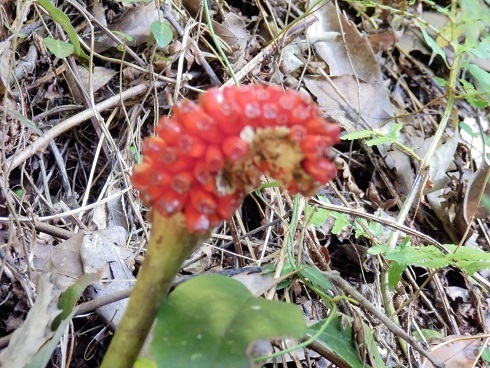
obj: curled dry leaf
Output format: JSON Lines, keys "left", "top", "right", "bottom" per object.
{"left": 92, "top": 2, "right": 164, "bottom": 52}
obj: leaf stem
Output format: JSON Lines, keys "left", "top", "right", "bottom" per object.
{"left": 100, "top": 213, "right": 206, "bottom": 368}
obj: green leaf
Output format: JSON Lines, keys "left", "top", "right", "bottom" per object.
{"left": 368, "top": 245, "right": 448, "bottom": 268}
{"left": 44, "top": 37, "right": 74, "bottom": 58}
{"left": 466, "top": 63, "right": 490, "bottom": 103}
{"left": 442, "top": 244, "right": 490, "bottom": 275}
{"left": 52, "top": 272, "right": 100, "bottom": 330}
{"left": 361, "top": 319, "right": 386, "bottom": 367}
{"left": 459, "top": 120, "right": 479, "bottom": 138}
{"left": 420, "top": 27, "right": 448, "bottom": 66}
{"left": 305, "top": 205, "right": 330, "bottom": 226}
{"left": 2, "top": 107, "right": 44, "bottom": 136}
{"left": 151, "top": 21, "right": 173, "bottom": 48}
{"left": 331, "top": 212, "right": 349, "bottom": 234}
{"left": 308, "top": 315, "right": 365, "bottom": 368}
{"left": 152, "top": 274, "right": 307, "bottom": 368}
{"left": 434, "top": 77, "right": 447, "bottom": 87}
{"left": 388, "top": 261, "right": 405, "bottom": 289}
{"left": 299, "top": 266, "right": 333, "bottom": 291}
{"left": 38, "top": 0, "right": 89, "bottom": 61}
{"left": 412, "top": 328, "right": 444, "bottom": 341}
{"left": 341, "top": 130, "right": 373, "bottom": 140}
{"left": 366, "top": 135, "right": 394, "bottom": 146}
{"left": 460, "top": 78, "right": 489, "bottom": 108}
{"left": 258, "top": 180, "right": 280, "bottom": 189}
{"left": 482, "top": 348, "right": 490, "bottom": 361}
{"left": 387, "top": 122, "right": 402, "bottom": 138}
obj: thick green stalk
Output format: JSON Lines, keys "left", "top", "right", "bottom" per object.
{"left": 100, "top": 213, "right": 206, "bottom": 368}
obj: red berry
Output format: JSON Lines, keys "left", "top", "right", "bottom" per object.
{"left": 190, "top": 189, "right": 217, "bottom": 215}
{"left": 221, "top": 136, "right": 249, "bottom": 161}
{"left": 155, "top": 118, "right": 182, "bottom": 145}
{"left": 184, "top": 206, "right": 211, "bottom": 233}
{"left": 204, "top": 145, "right": 225, "bottom": 173}
{"left": 301, "top": 135, "right": 330, "bottom": 160}
{"left": 171, "top": 172, "right": 194, "bottom": 194}
{"left": 177, "top": 134, "right": 206, "bottom": 158}
{"left": 288, "top": 125, "right": 308, "bottom": 142}
{"left": 303, "top": 158, "right": 337, "bottom": 183}
{"left": 153, "top": 190, "right": 187, "bottom": 216}
{"left": 216, "top": 194, "right": 242, "bottom": 219}
{"left": 199, "top": 88, "right": 243, "bottom": 135}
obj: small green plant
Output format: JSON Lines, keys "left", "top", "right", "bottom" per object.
{"left": 341, "top": 123, "right": 422, "bottom": 162}
{"left": 38, "top": 0, "right": 89, "bottom": 61}
{"left": 369, "top": 238, "right": 490, "bottom": 289}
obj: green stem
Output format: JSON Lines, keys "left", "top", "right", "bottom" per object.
{"left": 100, "top": 213, "right": 206, "bottom": 368}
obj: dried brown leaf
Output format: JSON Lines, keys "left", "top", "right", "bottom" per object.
{"left": 303, "top": 75, "right": 392, "bottom": 129}
{"left": 423, "top": 335, "right": 483, "bottom": 368}
{"left": 463, "top": 159, "right": 490, "bottom": 221}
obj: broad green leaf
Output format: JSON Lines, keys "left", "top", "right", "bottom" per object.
{"left": 420, "top": 27, "right": 448, "bottom": 66}
{"left": 466, "top": 63, "right": 490, "bottom": 103}
{"left": 38, "top": 0, "right": 89, "bottom": 60}
{"left": 299, "top": 266, "right": 333, "bottom": 291}
{"left": 482, "top": 348, "right": 490, "bottom": 361}
{"left": 308, "top": 315, "right": 365, "bottom": 368}
{"left": 368, "top": 245, "right": 449, "bottom": 268}
{"left": 305, "top": 205, "right": 330, "bottom": 226}
{"left": 2, "top": 107, "right": 44, "bottom": 137}
{"left": 152, "top": 274, "right": 306, "bottom": 368}
{"left": 331, "top": 212, "right": 349, "bottom": 234}
{"left": 43, "top": 37, "right": 74, "bottom": 58}
{"left": 341, "top": 130, "right": 373, "bottom": 140}
{"left": 387, "top": 261, "right": 405, "bottom": 289}
{"left": 151, "top": 21, "right": 173, "bottom": 48}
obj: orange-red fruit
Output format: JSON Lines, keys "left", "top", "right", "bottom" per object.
{"left": 177, "top": 134, "right": 206, "bottom": 158}
{"left": 303, "top": 158, "right": 337, "bottom": 183}
{"left": 176, "top": 101, "right": 222, "bottom": 144}
{"left": 199, "top": 88, "right": 243, "bottom": 135}
{"left": 131, "top": 84, "right": 341, "bottom": 233}
{"left": 216, "top": 194, "right": 242, "bottom": 219}
{"left": 155, "top": 117, "right": 181, "bottom": 144}
{"left": 171, "top": 172, "right": 193, "bottom": 194}
{"left": 184, "top": 206, "right": 211, "bottom": 233}
{"left": 153, "top": 190, "right": 187, "bottom": 216}
{"left": 190, "top": 189, "right": 217, "bottom": 215}
{"left": 221, "top": 136, "right": 248, "bottom": 160}
{"left": 204, "top": 145, "right": 225, "bottom": 173}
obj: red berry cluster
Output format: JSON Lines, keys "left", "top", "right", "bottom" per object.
{"left": 132, "top": 84, "right": 341, "bottom": 232}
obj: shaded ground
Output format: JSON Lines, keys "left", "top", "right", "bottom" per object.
{"left": 0, "top": 0, "right": 489, "bottom": 367}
